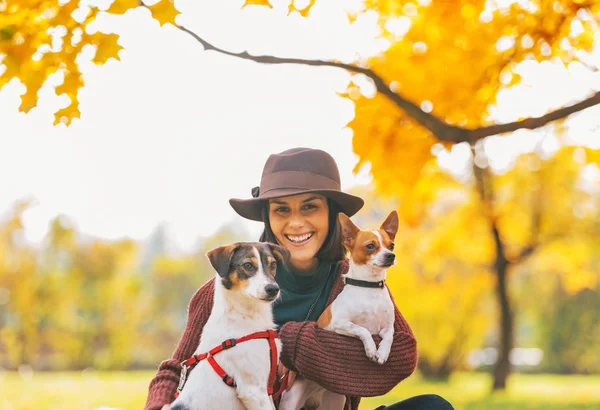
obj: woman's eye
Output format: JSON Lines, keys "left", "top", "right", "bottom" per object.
{"left": 243, "top": 262, "right": 254, "bottom": 270}
{"left": 366, "top": 243, "right": 376, "bottom": 251}
{"left": 389, "top": 243, "right": 395, "bottom": 251}
{"left": 302, "top": 203, "right": 316, "bottom": 211}
{"left": 275, "top": 207, "right": 290, "bottom": 214}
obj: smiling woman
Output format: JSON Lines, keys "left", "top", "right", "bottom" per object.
{"left": 145, "top": 148, "right": 453, "bottom": 410}
{"left": 267, "top": 194, "right": 330, "bottom": 272}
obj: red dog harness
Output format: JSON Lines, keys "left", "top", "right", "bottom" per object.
{"left": 175, "top": 329, "right": 286, "bottom": 400}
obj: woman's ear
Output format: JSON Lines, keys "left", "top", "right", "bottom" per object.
{"left": 268, "top": 243, "right": 290, "bottom": 267}
{"left": 207, "top": 244, "right": 239, "bottom": 277}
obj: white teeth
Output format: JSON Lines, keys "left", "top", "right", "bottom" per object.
{"left": 286, "top": 233, "right": 313, "bottom": 243}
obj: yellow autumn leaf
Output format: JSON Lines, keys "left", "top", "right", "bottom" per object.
{"left": 107, "top": 0, "right": 140, "bottom": 15}
{"left": 242, "top": 0, "right": 273, "bottom": 8}
{"left": 0, "top": 55, "right": 21, "bottom": 90}
{"left": 19, "top": 88, "right": 39, "bottom": 113}
{"left": 92, "top": 33, "right": 123, "bottom": 65}
{"left": 148, "top": 0, "right": 180, "bottom": 27}
{"left": 55, "top": 69, "right": 84, "bottom": 98}
{"left": 53, "top": 100, "right": 81, "bottom": 126}
{"left": 288, "top": 0, "right": 316, "bottom": 16}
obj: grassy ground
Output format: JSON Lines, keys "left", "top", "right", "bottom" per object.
{"left": 0, "top": 370, "right": 598, "bottom": 410}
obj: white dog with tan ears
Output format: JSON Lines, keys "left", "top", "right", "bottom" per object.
{"left": 170, "top": 242, "right": 289, "bottom": 410}
{"left": 279, "top": 211, "right": 399, "bottom": 410}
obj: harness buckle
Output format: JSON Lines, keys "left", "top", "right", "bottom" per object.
{"left": 222, "top": 338, "right": 237, "bottom": 349}
{"left": 222, "top": 375, "right": 237, "bottom": 387}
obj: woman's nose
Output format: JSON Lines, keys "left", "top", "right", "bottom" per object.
{"left": 287, "top": 212, "right": 304, "bottom": 229}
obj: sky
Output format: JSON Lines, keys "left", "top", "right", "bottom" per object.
{"left": 0, "top": 0, "right": 599, "bottom": 252}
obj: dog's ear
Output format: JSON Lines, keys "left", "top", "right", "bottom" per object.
{"left": 380, "top": 210, "right": 399, "bottom": 241}
{"left": 268, "top": 243, "right": 290, "bottom": 267}
{"left": 207, "top": 244, "right": 239, "bottom": 277}
{"left": 338, "top": 213, "right": 360, "bottom": 250}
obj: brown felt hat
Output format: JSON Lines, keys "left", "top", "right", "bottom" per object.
{"left": 230, "top": 147, "right": 364, "bottom": 222}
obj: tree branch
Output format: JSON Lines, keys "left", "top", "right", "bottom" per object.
{"left": 178, "top": 26, "right": 600, "bottom": 145}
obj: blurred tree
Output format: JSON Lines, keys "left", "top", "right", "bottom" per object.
{"left": 4, "top": 0, "right": 600, "bottom": 387}
{"left": 351, "top": 182, "right": 495, "bottom": 379}
{"left": 538, "top": 285, "right": 600, "bottom": 374}
{"left": 173, "top": 2, "right": 600, "bottom": 387}
{"left": 0, "top": 202, "right": 255, "bottom": 370}
{"left": 139, "top": 221, "right": 251, "bottom": 366}
{"left": 230, "top": 0, "right": 600, "bottom": 389}
{"left": 0, "top": 200, "right": 41, "bottom": 368}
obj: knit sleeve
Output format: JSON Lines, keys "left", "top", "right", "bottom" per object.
{"left": 278, "top": 287, "right": 417, "bottom": 397}
{"left": 144, "top": 279, "right": 215, "bottom": 410}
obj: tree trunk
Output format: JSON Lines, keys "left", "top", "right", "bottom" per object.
{"left": 418, "top": 357, "right": 452, "bottom": 380}
{"left": 472, "top": 160, "right": 514, "bottom": 390}
{"left": 491, "top": 223, "right": 513, "bottom": 390}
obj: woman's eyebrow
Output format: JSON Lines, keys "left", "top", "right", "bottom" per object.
{"left": 270, "top": 200, "right": 288, "bottom": 205}
{"left": 302, "top": 196, "right": 322, "bottom": 203}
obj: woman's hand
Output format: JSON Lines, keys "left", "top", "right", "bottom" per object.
{"left": 277, "top": 362, "right": 297, "bottom": 391}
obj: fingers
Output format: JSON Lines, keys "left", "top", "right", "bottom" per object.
{"left": 286, "top": 370, "right": 296, "bottom": 391}
{"left": 278, "top": 362, "right": 289, "bottom": 377}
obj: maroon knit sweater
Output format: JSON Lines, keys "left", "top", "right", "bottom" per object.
{"left": 144, "top": 260, "right": 418, "bottom": 410}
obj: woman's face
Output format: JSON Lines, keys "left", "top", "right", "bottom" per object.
{"left": 268, "top": 193, "right": 329, "bottom": 272}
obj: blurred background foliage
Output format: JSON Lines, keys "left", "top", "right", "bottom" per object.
{"left": 1, "top": 0, "right": 600, "bottom": 407}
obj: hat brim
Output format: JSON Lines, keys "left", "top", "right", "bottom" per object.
{"left": 229, "top": 188, "right": 364, "bottom": 222}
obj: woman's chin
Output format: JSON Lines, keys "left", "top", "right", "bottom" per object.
{"left": 288, "top": 251, "right": 319, "bottom": 271}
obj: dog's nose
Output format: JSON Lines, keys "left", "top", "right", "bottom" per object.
{"left": 386, "top": 253, "right": 396, "bottom": 263}
{"left": 265, "top": 284, "right": 280, "bottom": 297}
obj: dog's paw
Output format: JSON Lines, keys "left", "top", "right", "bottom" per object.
{"left": 376, "top": 350, "right": 390, "bottom": 365}
{"left": 364, "top": 343, "right": 378, "bottom": 362}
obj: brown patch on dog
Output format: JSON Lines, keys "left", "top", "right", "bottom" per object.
{"left": 351, "top": 230, "right": 380, "bottom": 265}
{"left": 228, "top": 270, "right": 250, "bottom": 291}
{"left": 218, "top": 245, "right": 260, "bottom": 290}
{"left": 266, "top": 243, "right": 290, "bottom": 266}
{"left": 317, "top": 305, "right": 333, "bottom": 328}
{"left": 378, "top": 229, "right": 394, "bottom": 250}
{"left": 207, "top": 244, "right": 239, "bottom": 278}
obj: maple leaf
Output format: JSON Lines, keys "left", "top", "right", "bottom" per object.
{"left": 53, "top": 100, "right": 81, "bottom": 126}
{"left": 92, "top": 33, "right": 123, "bottom": 65}
{"left": 242, "top": 0, "right": 273, "bottom": 8}
{"left": 148, "top": 0, "right": 180, "bottom": 27}
{"left": 0, "top": 55, "right": 21, "bottom": 90}
{"left": 288, "top": 0, "right": 316, "bottom": 17}
{"left": 107, "top": 0, "right": 141, "bottom": 15}
{"left": 56, "top": 69, "right": 84, "bottom": 98}
{"left": 19, "top": 87, "right": 39, "bottom": 113}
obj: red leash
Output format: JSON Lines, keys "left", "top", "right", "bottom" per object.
{"left": 175, "top": 329, "right": 280, "bottom": 399}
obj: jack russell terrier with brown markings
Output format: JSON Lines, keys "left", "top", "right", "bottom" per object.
{"left": 171, "top": 242, "right": 290, "bottom": 410}
{"left": 279, "top": 210, "right": 399, "bottom": 410}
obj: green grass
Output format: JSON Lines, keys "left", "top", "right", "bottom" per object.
{"left": 0, "top": 371, "right": 598, "bottom": 410}
{"left": 361, "top": 372, "right": 600, "bottom": 410}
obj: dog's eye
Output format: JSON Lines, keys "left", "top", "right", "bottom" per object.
{"left": 270, "top": 261, "right": 277, "bottom": 270}
{"left": 243, "top": 262, "right": 254, "bottom": 270}
{"left": 365, "top": 243, "right": 376, "bottom": 251}
{"left": 389, "top": 243, "right": 395, "bottom": 251}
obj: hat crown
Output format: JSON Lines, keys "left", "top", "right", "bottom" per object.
{"left": 262, "top": 148, "right": 341, "bottom": 184}
{"left": 229, "top": 147, "right": 364, "bottom": 222}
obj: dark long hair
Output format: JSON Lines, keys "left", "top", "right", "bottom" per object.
{"left": 259, "top": 199, "right": 346, "bottom": 263}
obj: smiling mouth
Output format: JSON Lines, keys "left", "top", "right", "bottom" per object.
{"left": 285, "top": 232, "right": 314, "bottom": 245}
